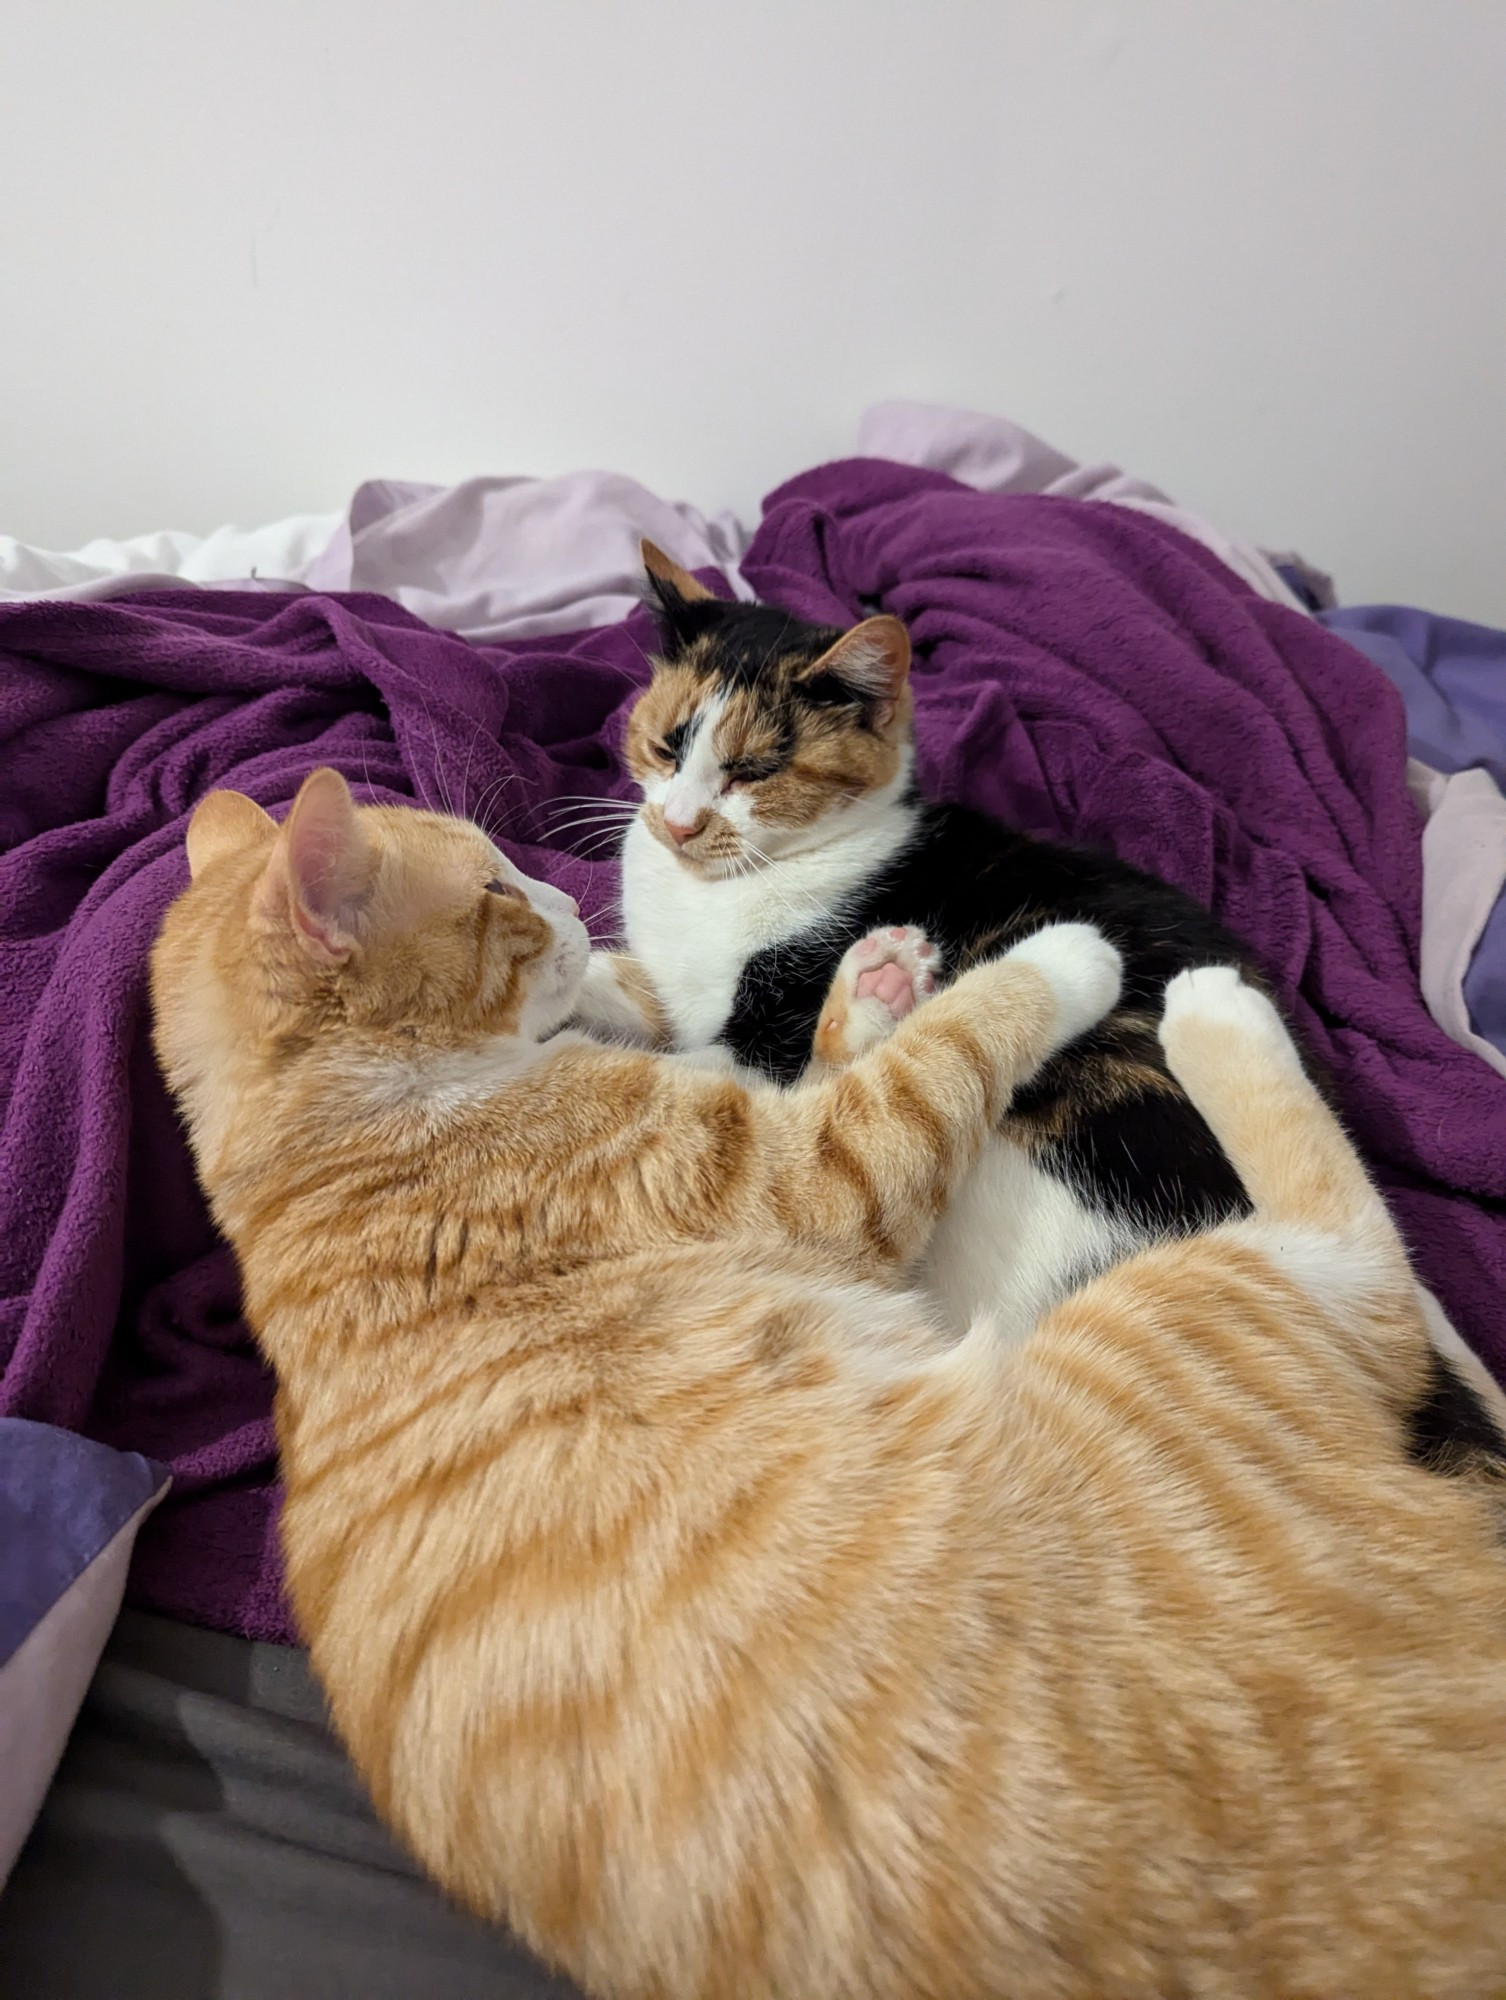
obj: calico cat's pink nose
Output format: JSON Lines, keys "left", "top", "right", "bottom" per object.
{"left": 665, "top": 810, "right": 708, "bottom": 847}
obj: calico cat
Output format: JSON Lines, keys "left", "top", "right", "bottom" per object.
{"left": 575, "top": 543, "right": 1257, "bottom": 1344}
{"left": 578, "top": 543, "right": 1506, "bottom": 1449}
{"left": 151, "top": 767, "right": 1506, "bottom": 2000}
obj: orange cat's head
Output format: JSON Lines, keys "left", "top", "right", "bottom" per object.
{"left": 623, "top": 541, "right": 915, "bottom": 877}
{"left": 151, "top": 768, "right": 588, "bottom": 1159}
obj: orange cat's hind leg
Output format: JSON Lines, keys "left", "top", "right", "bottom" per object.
{"left": 1157, "top": 966, "right": 1436, "bottom": 1404}
{"left": 1157, "top": 966, "right": 1386, "bottom": 1242}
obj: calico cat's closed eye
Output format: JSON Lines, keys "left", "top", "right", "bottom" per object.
{"left": 652, "top": 721, "right": 693, "bottom": 768}
{"left": 723, "top": 758, "right": 780, "bottom": 786}
{"left": 485, "top": 878, "right": 522, "bottom": 900}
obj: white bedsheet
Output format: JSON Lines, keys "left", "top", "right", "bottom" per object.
{"left": 0, "top": 404, "right": 1304, "bottom": 628}
{"left": 0, "top": 514, "right": 341, "bottom": 602}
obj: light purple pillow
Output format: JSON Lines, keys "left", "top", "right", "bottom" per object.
{"left": 0, "top": 1419, "right": 169, "bottom": 1886}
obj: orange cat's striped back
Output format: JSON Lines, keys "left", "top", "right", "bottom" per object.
{"left": 151, "top": 772, "right": 1506, "bottom": 1999}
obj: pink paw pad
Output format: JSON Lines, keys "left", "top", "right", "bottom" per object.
{"left": 849, "top": 924, "right": 939, "bottom": 1020}
{"left": 856, "top": 961, "right": 919, "bottom": 1016}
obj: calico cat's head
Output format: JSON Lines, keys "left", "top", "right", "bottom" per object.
{"left": 152, "top": 768, "right": 588, "bottom": 1153}
{"left": 624, "top": 541, "right": 914, "bottom": 875}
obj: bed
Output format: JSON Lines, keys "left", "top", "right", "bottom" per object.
{"left": 4, "top": 405, "right": 1505, "bottom": 1998}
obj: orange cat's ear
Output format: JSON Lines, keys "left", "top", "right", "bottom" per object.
{"left": 258, "top": 768, "right": 375, "bottom": 967}
{"left": 641, "top": 538, "right": 715, "bottom": 605}
{"left": 186, "top": 791, "right": 276, "bottom": 879}
{"left": 799, "top": 616, "right": 911, "bottom": 726}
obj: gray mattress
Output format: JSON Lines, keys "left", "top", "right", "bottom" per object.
{"left": 0, "top": 1610, "right": 583, "bottom": 1999}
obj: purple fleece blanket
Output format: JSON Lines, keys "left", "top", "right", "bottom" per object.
{"left": 4, "top": 459, "right": 1505, "bottom": 1642}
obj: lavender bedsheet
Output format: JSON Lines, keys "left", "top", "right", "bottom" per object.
{"left": 4, "top": 459, "right": 1504, "bottom": 1642}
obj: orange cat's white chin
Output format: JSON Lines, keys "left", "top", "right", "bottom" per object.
{"left": 524, "top": 908, "right": 593, "bottom": 1039}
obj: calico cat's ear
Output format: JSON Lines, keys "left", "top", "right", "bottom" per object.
{"left": 642, "top": 538, "right": 714, "bottom": 604}
{"left": 641, "top": 538, "right": 721, "bottom": 652}
{"left": 798, "top": 616, "right": 912, "bottom": 727}
{"left": 187, "top": 791, "right": 276, "bottom": 879}
{"left": 257, "top": 768, "right": 376, "bottom": 967}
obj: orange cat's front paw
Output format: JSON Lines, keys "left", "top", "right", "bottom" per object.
{"left": 814, "top": 926, "right": 940, "bottom": 1067}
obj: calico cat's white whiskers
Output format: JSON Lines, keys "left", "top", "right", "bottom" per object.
{"left": 571, "top": 833, "right": 635, "bottom": 865}
{"left": 541, "top": 793, "right": 640, "bottom": 819}
{"left": 538, "top": 797, "right": 639, "bottom": 840}
{"left": 543, "top": 803, "right": 638, "bottom": 828}
{"left": 542, "top": 809, "right": 636, "bottom": 843}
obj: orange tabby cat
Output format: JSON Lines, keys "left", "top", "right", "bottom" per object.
{"left": 150, "top": 767, "right": 1506, "bottom": 2000}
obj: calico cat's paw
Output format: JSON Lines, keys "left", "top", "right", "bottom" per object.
{"left": 814, "top": 926, "right": 941, "bottom": 1067}
{"left": 1004, "top": 922, "right": 1123, "bottom": 1053}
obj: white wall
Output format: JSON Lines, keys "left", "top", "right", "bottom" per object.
{"left": 3, "top": 0, "right": 1502, "bottom": 619}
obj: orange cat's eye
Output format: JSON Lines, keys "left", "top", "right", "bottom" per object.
{"left": 485, "top": 878, "right": 521, "bottom": 900}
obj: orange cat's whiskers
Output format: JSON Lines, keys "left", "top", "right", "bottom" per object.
{"left": 467, "top": 770, "right": 522, "bottom": 844}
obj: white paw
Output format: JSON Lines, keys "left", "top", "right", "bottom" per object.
{"left": 816, "top": 925, "right": 941, "bottom": 1065}
{"left": 1160, "top": 964, "right": 1296, "bottom": 1080}
{"left": 1005, "top": 922, "right": 1123, "bottom": 1051}
{"left": 1161, "top": 964, "right": 1292, "bottom": 1037}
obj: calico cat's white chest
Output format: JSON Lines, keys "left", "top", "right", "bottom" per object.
{"left": 620, "top": 819, "right": 813, "bottom": 1049}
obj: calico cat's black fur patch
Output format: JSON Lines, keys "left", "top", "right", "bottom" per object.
{"left": 647, "top": 572, "right": 845, "bottom": 687}
{"left": 1406, "top": 1348, "right": 1506, "bottom": 1480}
{"left": 725, "top": 798, "right": 1251, "bottom": 1236}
